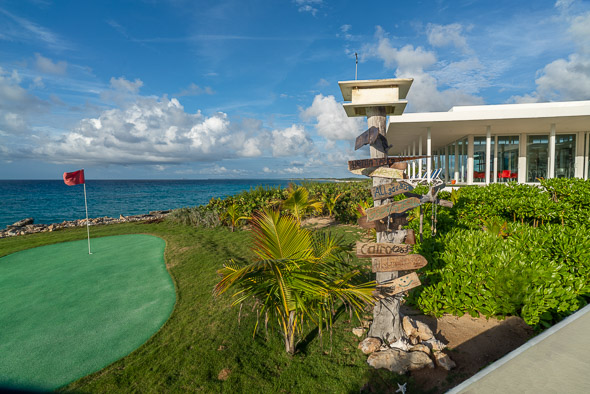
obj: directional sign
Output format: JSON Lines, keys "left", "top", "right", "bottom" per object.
{"left": 358, "top": 215, "right": 408, "bottom": 231}
{"left": 365, "top": 197, "right": 421, "bottom": 221}
{"left": 356, "top": 242, "right": 413, "bottom": 257}
{"left": 371, "top": 254, "right": 427, "bottom": 273}
{"left": 390, "top": 162, "right": 408, "bottom": 170}
{"left": 354, "top": 127, "right": 380, "bottom": 150}
{"left": 348, "top": 156, "right": 428, "bottom": 171}
{"left": 371, "top": 181, "right": 414, "bottom": 200}
{"left": 375, "top": 272, "right": 421, "bottom": 296}
{"left": 350, "top": 166, "right": 406, "bottom": 179}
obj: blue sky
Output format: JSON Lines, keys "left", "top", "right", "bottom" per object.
{"left": 1, "top": 0, "right": 589, "bottom": 179}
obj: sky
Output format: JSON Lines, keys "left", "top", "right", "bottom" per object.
{"left": 1, "top": 0, "right": 590, "bottom": 180}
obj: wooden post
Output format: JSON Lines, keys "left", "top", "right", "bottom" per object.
{"left": 366, "top": 106, "right": 407, "bottom": 344}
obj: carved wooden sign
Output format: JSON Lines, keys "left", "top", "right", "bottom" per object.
{"left": 348, "top": 156, "right": 426, "bottom": 171}
{"left": 365, "top": 197, "right": 421, "bottom": 221}
{"left": 357, "top": 215, "right": 408, "bottom": 231}
{"left": 356, "top": 242, "right": 413, "bottom": 257}
{"left": 371, "top": 181, "right": 414, "bottom": 200}
{"left": 350, "top": 166, "right": 405, "bottom": 179}
{"left": 376, "top": 272, "right": 421, "bottom": 296}
{"left": 354, "top": 126, "right": 381, "bottom": 150}
{"left": 371, "top": 254, "right": 427, "bottom": 273}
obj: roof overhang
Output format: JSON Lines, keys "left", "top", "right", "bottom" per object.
{"left": 386, "top": 101, "right": 590, "bottom": 154}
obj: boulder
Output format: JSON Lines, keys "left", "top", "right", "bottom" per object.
{"left": 402, "top": 316, "right": 434, "bottom": 342}
{"left": 358, "top": 337, "right": 382, "bottom": 354}
{"left": 433, "top": 351, "right": 456, "bottom": 370}
{"left": 352, "top": 327, "right": 366, "bottom": 337}
{"left": 409, "top": 344, "right": 430, "bottom": 355}
{"left": 367, "top": 348, "right": 434, "bottom": 374}
{"left": 8, "top": 217, "right": 33, "bottom": 228}
{"left": 423, "top": 338, "right": 446, "bottom": 352}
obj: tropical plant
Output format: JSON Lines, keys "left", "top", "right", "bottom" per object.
{"left": 281, "top": 184, "right": 324, "bottom": 224}
{"left": 221, "top": 203, "right": 251, "bottom": 232}
{"left": 322, "top": 192, "right": 343, "bottom": 217}
{"left": 214, "top": 209, "right": 375, "bottom": 354}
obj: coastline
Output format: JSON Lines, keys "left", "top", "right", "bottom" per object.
{"left": 0, "top": 210, "right": 171, "bottom": 239}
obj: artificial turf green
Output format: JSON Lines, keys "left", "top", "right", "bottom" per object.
{"left": 0, "top": 234, "right": 176, "bottom": 391}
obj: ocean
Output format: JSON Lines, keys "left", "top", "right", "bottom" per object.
{"left": 0, "top": 179, "right": 298, "bottom": 228}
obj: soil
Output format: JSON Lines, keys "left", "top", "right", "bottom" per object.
{"left": 402, "top": 305, "right": 534, "bottom": 393}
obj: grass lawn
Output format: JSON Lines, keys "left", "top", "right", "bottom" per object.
{"left": 0, "top": 220, "right": 415, "bottom": 393}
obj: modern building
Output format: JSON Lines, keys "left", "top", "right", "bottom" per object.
{"left": 386, "top": 100, "right": 590, "bottom": 185}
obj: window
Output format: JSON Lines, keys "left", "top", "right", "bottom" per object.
{"left": 497, "top": 136, "right": 519, "bottom": 182}
{"left": 473, "top": 136, "right": 493, "bottom": 183}
{"left": 527, "top": 135, "right": 548, "bottom": 182}
{"left": 555, "top": 134, "right": 575, "bottom": 178}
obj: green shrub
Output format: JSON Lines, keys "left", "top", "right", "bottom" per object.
{"left": 167, "top": 206, "right": 221, "bottom": 228}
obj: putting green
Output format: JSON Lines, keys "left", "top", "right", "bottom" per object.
{"left": 0, "top": 234, "right": 176, "bottom": 391}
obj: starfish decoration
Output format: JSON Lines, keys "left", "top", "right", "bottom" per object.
{"left": 395, "top": 382, "right": 407, "bottom": 394}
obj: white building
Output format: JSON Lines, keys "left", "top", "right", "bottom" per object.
{"left": 387, "top": 101, "right": 590, "bottom": 185}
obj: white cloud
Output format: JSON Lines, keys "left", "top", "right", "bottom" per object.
{"left": 426, "top": 23, "right": 470, "bottom": 53}
{"left": 176, "top": 83, "right": 214, "bottom": 96}
{"left": 0, "top": 67, "right": 47, "bottom": 134}
{"left": 35, "top": 53, "right": 67, "bottom": 75}
{"left": 300, "top": 94, "right": 363, "bottom": 141}
{"left": 271, "top": 124, "right": 313, "bottom": 157}
{"left": 33, "top": 96, "right": 264, "bottom": 165}
{"left": 295, "top": 0, "right": 322, "bottom": 16}
{"left": 509, "top": 9, "right": 590, "bottom": 102}
{"left": 362, "top": 26, "right": 484, "bottom": 111}
{"left": 109, "top": 76, "right": 143, "bottom": 94}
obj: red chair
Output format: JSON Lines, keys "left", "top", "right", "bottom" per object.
{"left": 498, "top": 170, "right": 511, "bottom": 180}
{"left": 509, "top": 172, "right": 518, "bottom": 179}
{"left": 474, "top": 171, "right": 485, "bottom": 179}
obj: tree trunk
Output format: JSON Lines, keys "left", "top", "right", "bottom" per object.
{"left": 285, "top": 310, "right": 296, "bottom": 354}
{"left": 366, "top": 106, "right": 406, "bottom": 345}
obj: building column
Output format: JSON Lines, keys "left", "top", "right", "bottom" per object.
{"left": 427, "top": 127, "right": 432, "bottom": 182}
{"left": 548, "top": 124, "right": 556, "bottom": 179}
{"left": 575, "top": 131, "right": 585, "bottom": 178}
{"left": 467, "top": 135, "right": 474, "bottom": 185}
{"left": 493, "top": 135, "right": 498, "bottom": 183}
{"left": 518, "top": 133, "right": 527, "bottom": 183}
{"left": 585, "top": 132, "right": 590, "bottom": 180}
{"left": 454, "top": 141, "right": 459, "bottom": 182}
{"left": 418, "top": 137, "right": 423, "bottom": 177}
{"left": 412, "top": 141, "right": 416, "bottom": 178}
{"left": 460, "top": 140, "right": 465, "bottom": 183}
{"left": 485, "top": 126, "right": 491, "bottom": 185}
{"left": 445, "top": 144, "right": 450, "bottom": 181}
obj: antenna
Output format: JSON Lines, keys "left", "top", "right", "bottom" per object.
{"left": 355, "top": 52, "right": 358, "bottom": 80}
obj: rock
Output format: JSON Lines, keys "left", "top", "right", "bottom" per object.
{"left": 402, "top": 316, "right": 434, "bottom": 341}
{"left": 361, "top": 319, "right": 371, "bottom": 328}
{"left": 424, "top": 338, "right": 446, "bottom": 352}
{"left": 433, "top": 351, "right": 456, "bottom": 370}
{"left": 367, "top": 348, "right": 434, "bottom": 374}
{"left": 8, "top": 217, "right": 34, "bottom": 228}
{"left": 217, "top": 368, "right": 231, "bottom": 381}
{"left": 352, "top": 327, "right": 366, "bottom": 337}
{"left": 409, "top": 344, "right": 431, "bottom": 355}
{"left": 358, "top": 337, "right": 382, "bottom": 354}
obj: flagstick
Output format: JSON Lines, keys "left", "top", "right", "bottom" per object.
{"left": 83, "top": 183, "right": 92, "bottom": 254}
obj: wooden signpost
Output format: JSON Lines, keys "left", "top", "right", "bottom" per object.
{"left": 350, "top": 166, "right": 406, "bottom": 179}
{"left": 358, "top": 215, "right": 408, "bottom": 231}
{"left": 365, "top": 197, "right": 421, "bottom": 221}
{"left": 371, "top": 254, "right": 427, "bottom": 273}
{"left": 355, "top": 126, "right": 390, "bottom": 150}
{"left": 373, "top": 272, "right": 421, "bottom": 297}
{"left": 371, "top": 181, "right": 414, "bottom": 200}
{"left": 356, "top": 242, "right": 413, "bottom": 257}
{"left": 348, "top": 156, "right": 427, "bottom": 171}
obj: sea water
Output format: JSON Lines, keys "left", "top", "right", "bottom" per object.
{"left": 0, "top": 179, "right": 296, "bottom": 228}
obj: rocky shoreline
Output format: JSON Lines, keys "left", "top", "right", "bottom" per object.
{"left": 1, "top": 210, "right": 171, "bottom": 239}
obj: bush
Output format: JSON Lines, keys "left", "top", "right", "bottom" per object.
{"left": 167, "top": 206, "right": 221, "bottom": 228}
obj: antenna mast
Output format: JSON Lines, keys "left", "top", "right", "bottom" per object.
{"left": 355, "top": 52, "right": 358, "bottom": 80}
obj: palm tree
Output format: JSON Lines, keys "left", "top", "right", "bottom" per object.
{"left": 221, "top": 203, "right": 250, "bottom": 232}
{"left": 282, "top": 184, "right": 324, "bottom": 224}
{"left": 322, "top": 192, "right": 343, "bottom": 218}
{"left": 214, "top": 209, "right": 375, "bottom": 354}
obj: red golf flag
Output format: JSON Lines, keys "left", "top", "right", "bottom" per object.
{"left": 63, "top": 169, "right": 85, "bottom": 186}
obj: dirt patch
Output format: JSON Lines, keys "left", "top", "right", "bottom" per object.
{"left": 301, "top": 216, "right": 338, "bottom": 229}
{"left": 402, "top": 306, "right": 534, "bottom": 392}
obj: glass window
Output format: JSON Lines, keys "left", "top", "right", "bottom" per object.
{"left": 555, "top": 134, "right": 575, "bottom": 178}
{"left": 497, "top": 136, "right": 519, "bottom": 182}
{"left": 473, "top": 137, "right": 492, "bottom": 183}
{"left": 527, "top": 135, "right": 548, "bottom": 182}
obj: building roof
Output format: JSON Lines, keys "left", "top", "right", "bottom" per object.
{"left": 386, "top": 100, "right": 590, "bottom": 154}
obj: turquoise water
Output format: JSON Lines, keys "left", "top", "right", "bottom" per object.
{"left": 0, "top": 179, "right": 295, "bottom": 228}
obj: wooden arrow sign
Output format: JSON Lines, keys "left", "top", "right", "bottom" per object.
{"left": 372, "top": 254, "right": 427, "bottom": 273}
{"left": 358, "top": 215, "right": 408, "bottom": 231}
{"left": 354, "top": 126, "right": 380, "bottom": 150}
{"left": 365, "top": 197, "right": 420, "bottom": 221}
{"left": 375, "top": 272, "right": 421, "bottom": 296}
{"left": 371, "top": 181, "right": 414, "bottom": 200}
{"left": 356, "top": 242, "right": 413, "bottom": 257}
{"left": 348, "top": 156, "right": 427, "bottom": 171}
{"left": 350, "top": 166, "right": 405, "bottom": 179}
